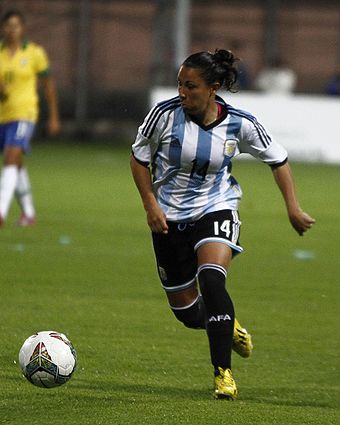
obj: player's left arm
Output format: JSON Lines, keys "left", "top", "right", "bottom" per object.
{"left": 40, "top": 75, "right": 60, "bottom": 137}
{"left": 271, "top": 162, "right": 315, "bottom": 236}
{"left": 239, "top": 119, "right": 315, "bottom": 236}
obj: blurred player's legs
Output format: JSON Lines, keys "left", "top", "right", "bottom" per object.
{"left": 0, "top": 121, "right": 35, "bottom": 226}
{"left": 0, "top": 164, "right": 19, "bottom": 222}
{"left": 15, "top": 167, "right": 36, "bottom": 226}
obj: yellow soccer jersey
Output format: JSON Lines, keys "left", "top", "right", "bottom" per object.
{"left": 0, "top": 40, "right": 50, "bottom": 123}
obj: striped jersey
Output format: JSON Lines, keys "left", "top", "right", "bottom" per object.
{"left": 132, "top": 95, "right": 287, "bottom": 222}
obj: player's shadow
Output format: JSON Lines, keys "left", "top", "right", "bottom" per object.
{"left": 71, "top": 379, "right": 335, "bottom": 409}
{"left": 73, "top": 378, "right": 210, "bottom": 401}
{"left": 240, "top": 387, "right": 334, "bottom": 409}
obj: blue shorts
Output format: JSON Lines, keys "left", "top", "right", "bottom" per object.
{"left": 0, "top": 121, "right": 35, "bottom": 153}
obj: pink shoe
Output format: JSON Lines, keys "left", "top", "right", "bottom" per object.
{"left": 17, "top": 214, "right": 36, "bottom": 227}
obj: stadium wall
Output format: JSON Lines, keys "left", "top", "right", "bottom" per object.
{"left": 1, "top": 0, "right": 339, "bottom": 121}
{"left": 151, "top": 87, "right": 340, "bottom": 164}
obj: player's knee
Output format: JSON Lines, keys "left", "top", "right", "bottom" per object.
{"left": 170, "top": 296, "right": 205, "bottom": 329}
{"left": 171, "top": 308, "right": 198, "bottom": 328}
{"left": 197, "top": 263, "right": 227, "bottom": 298}
{"left": 4, "top": 148, "right": 22, "bottom": 166}
{"left": 197, "top": 263, "right": 234, "bottom": 327}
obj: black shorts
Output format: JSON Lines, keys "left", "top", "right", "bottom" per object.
{"left": 152, "top": 210, "right": 243, "bottom": 292}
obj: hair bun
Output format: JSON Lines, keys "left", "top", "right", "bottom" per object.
{"left": 213, "top": 49, "right": 235, "bottom": 66}
{"left": 183, "top": 50, "right": 239, "bottom": 92}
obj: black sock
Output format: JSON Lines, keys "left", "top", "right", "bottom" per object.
{"left": 171, "top": 295, "right": 206, "bottom": 329}
{"left": 198, "top": 264, "right": 235, "bottom": 371}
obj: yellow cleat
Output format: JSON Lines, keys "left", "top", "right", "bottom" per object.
{"left": 214, "top": 367, "right": 238, "bottom": 400}
{"left": 233, "top": 318, "right": 253, "bottom": 358}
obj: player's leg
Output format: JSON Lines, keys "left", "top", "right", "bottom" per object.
{"left": 16, "top": 166, "right": 36, "bottom": 226}
{"left": 166, "top": 277, "right": 252, "bottom": 359}
{"left": 193, "top": 210, "right": 244, "bottom": 399}
{"left": 152, "top": 223, "right": 206, "bottom": 329}
{"left": 0, "top": 145, "right": 22, "bottom": 223}
{"left": 152, "top": 219, "right": 252, "bottom": 348}
{"left": 197, "top": 243, "right": 235, "bottom": 369}
{"left": 13, "top": 122, "right": 36, "bottom": 225}
{"left": 197, "top": 242, "right": 238, "bottom": 399}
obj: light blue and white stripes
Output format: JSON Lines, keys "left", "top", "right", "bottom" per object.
{"left": 132, "top": 95, "right": 287, "bottom": 222}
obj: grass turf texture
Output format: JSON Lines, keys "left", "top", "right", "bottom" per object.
{"left": 0, "top": 143, "right": 339, "bottom": 425}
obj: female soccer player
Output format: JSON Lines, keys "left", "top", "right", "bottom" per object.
{"left": 0, "top": 10, "right": 60, "bottom": 226}
{"left": 130, "top": 50, "right": 315, "bottom": 399}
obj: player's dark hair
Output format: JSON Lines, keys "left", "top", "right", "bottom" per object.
{"left": 182, "top": 49, "right": 239, "bottom": 92}
{"left": 1, "top": 9, "right": 25, "bottom": 25}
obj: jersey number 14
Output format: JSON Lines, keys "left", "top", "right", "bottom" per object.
{"left": 190, "top": 159, "right": 210, "bottom": 181}
{"left": 214, "top": 220, "right": 231, "bottom": 237}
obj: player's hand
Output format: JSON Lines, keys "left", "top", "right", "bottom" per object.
{"left": 146, "top": 204, "right": 169, "bottom": 234}
{"left": 47, "top": 117, "right": 61, "bottom": 137}
{"left": 288, "top": 208, "right": 315, "bottom": 236}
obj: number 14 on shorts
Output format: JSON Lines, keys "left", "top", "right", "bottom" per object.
{"left": 214, "top": 220, "right": 231, "bottom": 237}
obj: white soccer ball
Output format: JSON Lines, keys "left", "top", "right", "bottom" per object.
{"left": 19, "top": 331, "right": 77, "bottom": 388}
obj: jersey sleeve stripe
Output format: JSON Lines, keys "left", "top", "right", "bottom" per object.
{"left": 227, "top": 105, "right": 272, "bottom": 148}
{"left": 142, "top": 98, "right": 178, "bottom": 136}
{"left": 143, "top": 102, "right": 180, "bottom": 139}
{"left": 142, "top": 97, "right": 181, "bottom": 139}
{"left": 254, "top": 120, "right": 272, "bottom": 148}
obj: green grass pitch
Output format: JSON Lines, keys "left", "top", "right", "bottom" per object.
{"left": 0, "top": 143, "right": 339, "bottom": 424}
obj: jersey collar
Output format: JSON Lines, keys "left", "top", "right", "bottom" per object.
{"left": 0, "top": 39, "right": 29, "bottom": 50}
{"left": 188, "top": 94, "right": 229, "bottom": 131}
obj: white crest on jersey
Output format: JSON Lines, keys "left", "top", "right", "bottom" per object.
{"left": 224, "top": 139, "right": 238, "bottom": 156}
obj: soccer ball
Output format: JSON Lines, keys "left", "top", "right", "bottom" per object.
{"left": 19, "top": 331, "right": 77, "bottom": 388}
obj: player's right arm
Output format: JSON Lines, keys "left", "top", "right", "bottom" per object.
{"left": 131, "top": 103, "right": 170, "bottom": 234}
{"left": 130, "top": 155, "right": 168, "bottom": 234}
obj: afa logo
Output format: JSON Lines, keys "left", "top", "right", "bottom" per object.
{"left": 208, "top": 314, "right": 232, "bottom": 322}
{"left": 20, "top": 57, "right": 29, "bottom": 66}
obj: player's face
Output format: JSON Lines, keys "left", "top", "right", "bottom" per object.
{"left": 177, "top": 66, "right": 217, "bottom": 117}
{"left": 2, "top": 16, "right": 25, "bottom": 44}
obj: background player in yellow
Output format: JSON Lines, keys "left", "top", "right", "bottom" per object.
{"left": 0, "top": 9, "right": 60, "bottom": 226}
